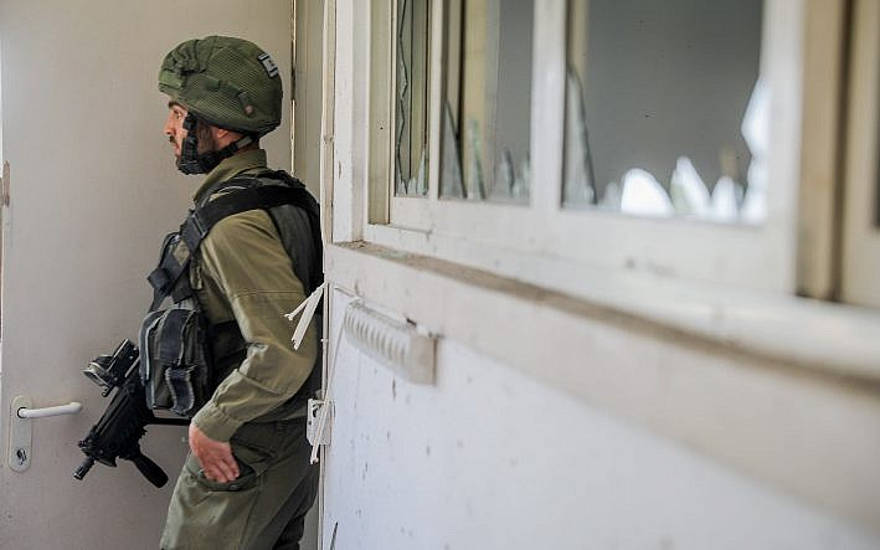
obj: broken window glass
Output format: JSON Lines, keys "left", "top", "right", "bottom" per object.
{"left": 440, "top": 0, "right": 533, "bottom": 203}
{"left": 395, "top": 0, "right": 430, "bottom": 197}
{"left": 564, "top": 0, "right": 767, "bottom": 223}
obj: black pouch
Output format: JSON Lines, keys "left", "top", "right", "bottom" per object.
{"left": 139, "top": 306, "right": 211, "bottom": 417}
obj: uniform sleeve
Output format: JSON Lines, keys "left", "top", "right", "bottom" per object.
{"left": 190, "top": 209, "right": 318, "bottom": 442}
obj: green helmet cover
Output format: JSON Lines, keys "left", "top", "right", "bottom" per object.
{"left": 159, "top": 36, "right": 282, "bottom": 136}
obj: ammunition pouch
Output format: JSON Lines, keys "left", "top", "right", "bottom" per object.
{"left": 139, "top": 306, "right": 211, "bottom": 417}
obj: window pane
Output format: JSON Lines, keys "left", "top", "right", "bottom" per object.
{"left": 441, "top": 0, "right": 533, "bottom": 203}
{"left": 564, "top": 0, "right": 766, "bottom": 223}
{"left": 395, "top": 0, "right": 430, "bottom": 196}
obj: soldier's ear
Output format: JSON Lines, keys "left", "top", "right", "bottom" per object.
{"left": 210, "top": 126, "right": 244, "bottom": 147}
{"left": 211, "top": 126, "right": 230, "bottom": 140}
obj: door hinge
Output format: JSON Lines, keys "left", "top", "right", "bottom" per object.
{"left": 307, "top": 398, "right": 332, "bottom": 446}
{"left": 2, "top": 161, "right": 10, "bottom": 206}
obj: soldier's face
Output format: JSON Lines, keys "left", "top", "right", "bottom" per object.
{"left": 163, "top": 103, "right": 217, "bottom": 162}
{"left": 163, "top": 103, "right": 189, "bottom": 160}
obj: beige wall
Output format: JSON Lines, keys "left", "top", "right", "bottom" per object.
{"left": 0, "top": 1, "right": 293, "bottom": 548}
{"left": 293, "top": 0, "right": 325, "bottom": 196}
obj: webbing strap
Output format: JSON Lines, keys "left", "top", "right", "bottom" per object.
{"left": 157, "top": 309, "right": 191, "bottom": 364}
{"left": 180, "top": 185, "right": 314, "bottom": 254}
{"left": 148, "top": 249, "right": 192, "bottom": 311}
{"left": 148, "top": 233, "right": 185, "bottom": 311}
{"left": 165, "top": 365, "right": 197, "bottom": 416}
{"left": 147, "top": 177, "right": 319, "bottom": 311}
{"left": 256, "top": 171, "right": 324, "bottom": 294}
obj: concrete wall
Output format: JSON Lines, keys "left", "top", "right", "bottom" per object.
{"left": 322, "top": 291, "right": 880, "bottom": 550}
{"left": 0, "top": 1, "right": 294, "bottom": 548}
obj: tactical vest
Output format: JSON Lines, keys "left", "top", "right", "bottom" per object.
{"left": 139, "top": 170, "right": 323, "bottom": 418}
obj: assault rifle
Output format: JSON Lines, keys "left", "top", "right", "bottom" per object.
{"left": 74, "top": 339, "right": 188, "bottom": 488}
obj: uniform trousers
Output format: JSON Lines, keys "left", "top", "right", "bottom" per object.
{"left": 160, "top": 417, "right": 318, "bottom": 550}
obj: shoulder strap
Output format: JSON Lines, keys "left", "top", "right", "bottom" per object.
{"left": 148, "top": 177, "right": 320, "bottom": 310}
{"left": 180, "top": 184, "right": 315, "bottom": 254}
{"left": 244, "top": 171, "right": 323, "bottom": 293}
{"left": 220, "top": 172, "right": 323, "bottom": 294}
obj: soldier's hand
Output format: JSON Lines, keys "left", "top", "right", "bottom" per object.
{"left": 188, "top": 423, "right": 240, "bottom": 483}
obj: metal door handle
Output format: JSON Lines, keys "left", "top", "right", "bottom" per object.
{"left": 17, "top": 401, "right": 82, "bottom": 419}
{"left": 8, "top": 396, "right": 83, "bottom": 472}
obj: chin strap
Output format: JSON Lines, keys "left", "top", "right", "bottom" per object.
{"left": 176, "top": 113, "right": 255, "bottom": 175}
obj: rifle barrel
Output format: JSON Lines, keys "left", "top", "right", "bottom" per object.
{"left": 73, "top": 456, "right": 95, "bottom": 480}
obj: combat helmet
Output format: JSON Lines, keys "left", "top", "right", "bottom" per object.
{"left": 158, "top": 36, "right": 282, "bottom": 174}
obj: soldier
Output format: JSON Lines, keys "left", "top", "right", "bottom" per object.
{"left": 153, "top": 36, "right": 321, "bottom": 550}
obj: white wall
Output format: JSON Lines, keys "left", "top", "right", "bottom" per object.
{"left": 0, "top": 1, "right": 295, "bottom": 548}
{"left": 322, "top": 291, "right": 880, "bottom": 549}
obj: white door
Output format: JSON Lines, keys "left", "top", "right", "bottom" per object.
{"left": 0, "top": 1, "right": 293, "bottom": 548}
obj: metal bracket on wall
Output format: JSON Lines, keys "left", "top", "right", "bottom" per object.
{"left": 342, "top": 301, "right": 436, "bottom": 384}
{"left": 306, "top": 398, "right": 333, "bottom": 446}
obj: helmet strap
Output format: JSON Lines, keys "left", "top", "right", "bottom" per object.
{"left": 176, "top": 113, "right": 255, "bottom": 175}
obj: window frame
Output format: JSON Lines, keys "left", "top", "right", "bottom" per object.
{"left": 393, "top": 0, "right": 432, "bottom": 197}
{"left": 366, "top": 0, "right": 817, "bottom": 297}
{"left": 841, "top": 0, "right": 880, "bottom": 307}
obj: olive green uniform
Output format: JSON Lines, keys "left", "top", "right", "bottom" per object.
{"left": 160, "top": 149, "right": 319, "bottom": 550}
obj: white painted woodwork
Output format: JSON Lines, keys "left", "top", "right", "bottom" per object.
{"left": 331, "top": 0, "right": 368, "bottom": 243}
{"left": 841, "top": 0, "right": 880, "bottom": 307}
{"left": 368, "top": 0, "right": 393, "bottom": 224}
{"left": 380, "top": 0, "right": 807, "bottom": 293}
{"left": 326, "top": 242, "right": 880, "bottom": 532}
{"left": 318, "top": 1, "right": 338, "bottom": 546}
{"left": 320, "top": 0, "right": 338, "bottom": 246}
{"left": 358, "top": 223, "right": 880, "bottom": 380}
{"left": 796, "top": 0, "right": 847, "bottom": 299}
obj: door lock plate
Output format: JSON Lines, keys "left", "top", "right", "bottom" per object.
{"left": 8, "top": 395, "right": 33, "bottom": 472}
